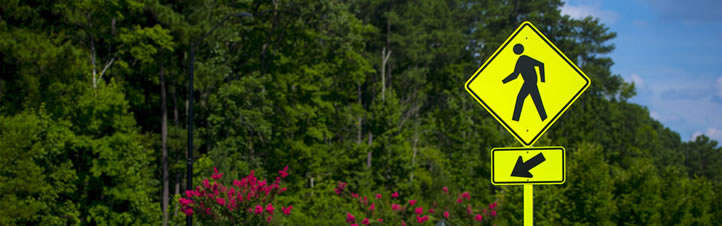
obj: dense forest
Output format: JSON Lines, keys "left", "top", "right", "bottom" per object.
{"left": 1, "top": 0, "right": 721, "bottom": 225}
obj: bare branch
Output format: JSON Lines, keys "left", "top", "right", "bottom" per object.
{"left": 90, "top": 38, "right": 96, "bottom": 74}
{"left": 381, "top": 48, "right": 391, "bottom": 100}
{"left": 90, "top": 36, "right": 97, "bottom": 89}
{"left": 98, "top": 57, "right": 116, "bottom": 82}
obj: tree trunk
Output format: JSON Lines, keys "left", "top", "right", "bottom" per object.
{"left": 410, "top": 133, "right": 419, "bottom": 183}
{"left": 172, "top": 86, "right": 181, "bottom": 217}
{"left": 367, "top": 132, "right": 373, "bottom": 169}
{"left": 173, "top": 87, "right": 179, "bottom": 127}
{"left": 381, "top": 48, "right": 391, "bottom": 101}
{"left": 357, "top": 84, "right": 362, "bottom": 144}
{"left": 174, "top": 174, "right": 180, "bottom": 217}
{"left": 381, "top": 48, "right": 385, "bottom": 101}
{"left": 386, "top": 18, "right": 392, "bottom": 91}
{"left": 160, "top": 67, "right": 169, "bottom": 226}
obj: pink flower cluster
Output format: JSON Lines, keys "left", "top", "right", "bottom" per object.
{"left": 179, "top": 166, "right": 293, "bottom": 224}
{"left": 335, "top": 182, "right": 348, "bottom": 195}
{"left": 456, "top": 191, "right": 471, "bottom": 203}
{"left": 334, "top": 182, "right": 500, "bottom": 225}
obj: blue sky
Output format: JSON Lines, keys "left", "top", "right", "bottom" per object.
{"left": 561, "top": 0, "right": 722, "bottom": 143}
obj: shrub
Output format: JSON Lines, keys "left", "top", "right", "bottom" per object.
{"left": 334, "top": 182, "right": 499, "bottom": 225}
{"left": 179, "top": 166, "right": 293, "bottom": 225}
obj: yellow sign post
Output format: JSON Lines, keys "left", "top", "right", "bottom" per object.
{"left": 465, "top": 21, "right": 590, "bottom": 147}
{"left": 465, "top": 21, "right": 588, "bottom": 226}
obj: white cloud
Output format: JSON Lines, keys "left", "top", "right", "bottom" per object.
{"left": 650, "top": 111, "right": 660, "bottom": 120}
{"left": 631, "top": 71, "right": 722, "bottom": 142}
{"left": 692, "top": 131, "right": 704, "bottom": 140}
{"left": 691, "top": 128, "right": 722, "bottom": 142}
{"left": 629, "top": 73, "right": 644, "bottom": 87}
{"left": 561, "top": 0, "right": 619, "bottom": 25}
{"left": 717, "top": 77, "right": 722, "bottom": 97}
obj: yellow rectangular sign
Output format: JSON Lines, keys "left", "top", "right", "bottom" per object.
{"left": 491, "top": 146, "right": 565, "bottom": 185}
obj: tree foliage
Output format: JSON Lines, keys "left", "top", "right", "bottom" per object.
{"left": 1, "top": 0, "right": 721, "bottom": 225}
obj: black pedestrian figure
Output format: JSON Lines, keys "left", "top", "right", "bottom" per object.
{"left": 502, "top": 44, "right": 547, "bottom": 121}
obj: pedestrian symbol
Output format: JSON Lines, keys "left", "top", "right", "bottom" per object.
{"left": 465, "top": 21, "right": 590, "bottom": 146}
{"left": 503, "top": 43, "right": 547, "bottom": 122}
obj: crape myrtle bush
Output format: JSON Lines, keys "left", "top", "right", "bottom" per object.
{"left": 334, "top": 182, "right": 499, "bottom": 225}
{"left": 179, "top": 166, "right": 293, "bottom": 225}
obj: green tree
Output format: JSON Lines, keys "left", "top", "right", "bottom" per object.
{"left": 558, "top": 143, "right": 616, "bottom": 225}
{"left": 70, "top": 81, "right": 160, "bottom": 224}
{"left": 0, "top": 108, "right": 79, "bottom": 225}
{"left": 682, "top": 135, "right": 722, "bottom": 181}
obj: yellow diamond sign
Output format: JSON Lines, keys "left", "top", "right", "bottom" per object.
{"left": 465, "top": 21, "right": 590, "bottom": 146}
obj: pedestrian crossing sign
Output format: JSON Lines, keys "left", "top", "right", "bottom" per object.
{"left": 465, "top": 21, "right": 590, "bottom": 146}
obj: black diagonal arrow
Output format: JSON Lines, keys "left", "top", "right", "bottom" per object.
{"left": 511, "top": 153, "right": 546, "bottom": 178}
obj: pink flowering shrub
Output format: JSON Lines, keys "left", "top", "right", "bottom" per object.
{"left": 178, "top": 166, "right": 293, "bottom": 225}
{"left": 334, "top": 182, "right": 499, "bottom": 225}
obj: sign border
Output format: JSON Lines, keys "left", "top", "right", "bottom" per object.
{"left": 465, "top": 21, "right": 591, "bottom": 147}
{"left": 490, "top": 146, "right": 566, "bottom": 185}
